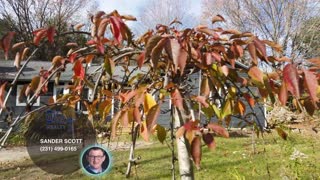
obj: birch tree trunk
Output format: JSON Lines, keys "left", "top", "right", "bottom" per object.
{"left": 173, "top": 107, "right": 194, "bottom": 180}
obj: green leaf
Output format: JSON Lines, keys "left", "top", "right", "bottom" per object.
{"left": 212, "top": 104, "right": 222, "bottom": 120}
{"left": 201, "top": 105, "right": 214, "bottom": 119}
{"left": 156, "top": 125, "right": 166, "bottom": 143}
{"left": 128, "top": 73, "right": 144, "bottom": 85}
{"left": 104, "top": 56, "right": 115, "bottom": 76}
{"left": 221, "top": 99, "right": 232, "bottom": 119}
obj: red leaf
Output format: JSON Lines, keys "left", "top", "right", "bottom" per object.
{"left": 253, "top": 38, "right": 267, "bottom": 60}
{"left": 146, "top": 104, "right": 161, "bottom": 132}
{"left": 137, "top": 51, "right": 145, "bottom": 69}
{"left": 33, "top": 29, "right": 47, "bottom": 46}
{"left": 201, "top": 77, "right": 210, "bottom": 97}
{"left": 279, "top": 83, "right": 288, "bottom": 106}
{"left": 194, "top": 96, "right": 209, "bottom": 108}
{"left": 171, "top": 89, "right": 184, "bottom": 110}
{"left": 220, "top": 65, "right": 229, "bottom": 76}
{"left": 184, "top": 120, "right": 200, "bottom": 131}
{"left": 235, "top": 100, "right": 246, "bottom": 116}
{"left": 120, "top": 111, "right": 129, "bottom": 127}
{"left": 119, "top": 90, "right": 136, "bottom": 103}
{"left": 176, "top": 126, "right": 185, "bottom": 138}
{"left": 110, "top": 16, "right": 125, "bottom": 44}
{"left": 276, "top": 127, "right": 287, "bottom": 140}
{"left": 1, "top": 32, "right": 15, "bottom": 60}
{"left": 248, "top": 66, "right": 264, "bottom": 86}
{"left": 133, "top": 107, "right": 141, "bottom": 124}
{"left": 145, "top": 35, "right": 162, "bottom": 57}
{"left": 234, "top": 43, "right": 243, "bottom": 58}
{"left": 207, "top": 123, "right": 229, "bottom": 138}
{"left": 165, "top": 39, "right": 188, "bottom": 75}
{"left": 211, "top": 14, "right": 225, "bottom": 24}
{"left": 191, "top": 136, "right": 201, "bottom": 170}
{"left": 196, "top": 26, "right": 220, "bottom": 40}
{"left": 247, "top": 43, "right": 257, "bottom": 65}
{"left": 151, "top": 38, "right": 168, "bottom": 68}
{"left": 73, "top": 58, "right": 85, "bottom": 80}
{"left": 68, "top": 53, "right": 78, "bottom": 63}
{"left": 244, "top": 93, "right": 255, "bottom": 107}
{"left": 308, "top": 57, "right": 320, "bottom": 67}
{"left": 303, "top": 69, "right": 319, "bottom": 104}
{"left": 0, "top": 82, "right": 7, "bottom": 108}
{"left": 237, "top": 77, "right": 248, "bottom": 86}
{"left": 140, "top": 122, "right": 149, "bottom": 141}
{"left": 39, "top": 76, "right": 48, "bottom": 94}
{"left": 205, "top": 52, "right": 212, "bottom": 65}
{"left": 202, "top": 133, "right": 216, "bottom": 151}
{"left": 211, "top": 51, "right": 221, "bottom": 62}
{"left": 283, "top": 64, "right": 300, "bottom": 98}
{"left": 47, "top": 26, "right": 55, "bottom": 44}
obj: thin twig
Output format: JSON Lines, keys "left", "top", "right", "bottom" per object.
{"left": 0, "top": 48, "right": 39, "bottom": 116}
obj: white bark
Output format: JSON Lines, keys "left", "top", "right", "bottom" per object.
{"left": 173, "top": 108, "right": 194, "bottom": 180}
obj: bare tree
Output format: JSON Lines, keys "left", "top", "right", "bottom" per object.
{"left": 134, "top": 0, "right": 200, "bottom": 35}
{"left": 0, "top": 0, "right": 90, "bottom": 40}
{"left": 0, "top": 0, "right": 91, "bottom": 60}
{"left": 201, "top": 0, "right": 320, "bottom": 60}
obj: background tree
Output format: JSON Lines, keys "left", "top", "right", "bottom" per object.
{"left": 201, "top": 0, "right": 320, "bottom": 61}
{"left": 296, "top": 17, "right": 320, "bottom": 59}
{"left": 0, "top": 8, "right": 319, "bottom": 180}
{"left": 134, "top": 0, "right": 199, "bottom": 35}
{"left": 0, "top": 0, "right": 91, "bottom": 60}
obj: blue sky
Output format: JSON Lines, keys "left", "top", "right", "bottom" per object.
{"left": 95, "top": 0, "right": 202, "bottom": 35}
{"left": 97, "top": 0, "right": 201, "bottom": 18}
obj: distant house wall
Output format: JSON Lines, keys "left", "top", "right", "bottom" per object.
{"left": 0, "top": 82, "right": 70, "bottom": 130}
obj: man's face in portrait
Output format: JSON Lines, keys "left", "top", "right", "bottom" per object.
{"left": 86, "top": 148, "right": 105, "bottom": 170}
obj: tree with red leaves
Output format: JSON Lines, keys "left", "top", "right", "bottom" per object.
{"left": 0, "top": 10, "right": 319, "bottom": 179}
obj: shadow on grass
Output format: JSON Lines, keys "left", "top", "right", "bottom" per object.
{"left": 228, "top": 131, "right": 251, "bottom": 138}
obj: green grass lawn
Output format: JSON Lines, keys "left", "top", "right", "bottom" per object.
{"left": 0, "top": 130, "right": 319, "bottom": 180}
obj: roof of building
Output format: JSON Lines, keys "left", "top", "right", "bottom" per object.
{"left": 0, "top": 60, "right": 149, "bottom": 82}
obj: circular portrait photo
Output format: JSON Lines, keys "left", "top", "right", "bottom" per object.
{"left": 80, "top": 145, "right": 112, "bottom": 176}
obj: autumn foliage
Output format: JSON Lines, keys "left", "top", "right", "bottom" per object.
{"left": 0, "top": 11, "right": 319, "bottom": 171}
